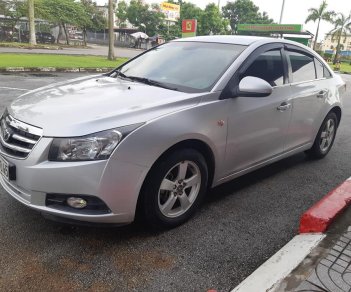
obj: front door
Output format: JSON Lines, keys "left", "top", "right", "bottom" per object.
{"left": 223, "top": 47, "right": 292, "bottom": 176}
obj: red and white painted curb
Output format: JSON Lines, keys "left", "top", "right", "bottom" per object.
{"left": 232, "top": 177, "right": 351, "bottom": 292}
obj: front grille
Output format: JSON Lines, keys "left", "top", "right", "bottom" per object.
{"left": 0, "top": 111, "right": 43, "bottom": 158}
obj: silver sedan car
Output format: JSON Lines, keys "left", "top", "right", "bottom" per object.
{"left": 0, "top": 36, "right": 346, "bottom": 228}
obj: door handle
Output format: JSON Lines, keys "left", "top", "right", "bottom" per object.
{"left": 317, "top": 90, "right": 328, "bottom": 98}
{"left": 277, "top": 102, "right": 291, "bottom": 111}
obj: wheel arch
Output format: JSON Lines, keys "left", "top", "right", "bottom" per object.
{"left": 329, "top": 106, "right": 342, "bottom": 126}
{"left": 145, "top": 139, "right": 216, "bottom": 189}
{"left": 135, "top": 139, "right": 216, "bottom": 219}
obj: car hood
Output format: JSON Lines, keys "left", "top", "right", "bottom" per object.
{"left": 8, "top": 75, "right": 203, "bottom": 137}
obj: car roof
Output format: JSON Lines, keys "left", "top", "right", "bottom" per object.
{"left": 172, "top": 35, "right": 311, "bottom": 48}
{"left": 173, "top": 35, "right": 275, "bottom": 46}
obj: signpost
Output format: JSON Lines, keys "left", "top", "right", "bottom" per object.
{"left": 237, "top": 24, "right": 312, "bottom": 46}
{"left": 182, "top": 19, "right": 197, "bottom": 38}
{"left": 160, "top": 2, "right": 180, "bottom": 22}
{"left": 237, "top": 24, "right": 303, "bottom": 33}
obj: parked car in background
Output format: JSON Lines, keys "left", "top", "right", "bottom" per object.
{"left": 20, "top": 31, "right": 55, "bottom": 44}
{"left": 0, "top": 36, "right": 346, "bottom": 229}
{"left": 36, "top": 32, "right": 55, "bottom": 44}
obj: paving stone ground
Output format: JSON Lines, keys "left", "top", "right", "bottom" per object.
{"left": 277, "top": 206, "right": 351, "bottom": 292}
{"left": 296, "top": 227, "right": 351, "bottom": 292}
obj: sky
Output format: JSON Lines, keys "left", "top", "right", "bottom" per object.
{"left": 96, "top": 0, "right": 351, "bottom": 41}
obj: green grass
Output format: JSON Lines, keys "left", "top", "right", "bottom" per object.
{"left": 328, "top": 62, "right": 351, "bottom": 73}
{"left": 0, "top": 42, "right": 89, "bottom": 49}
{"left": 0, "top": 53, "right": 128, "bottom": 68}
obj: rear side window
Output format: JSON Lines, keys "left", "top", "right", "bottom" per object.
{"left": 315, "top": 58, "right": 332, "bottom": 79}
{"left": 324, "top": 66, "right": 332, "bottom": 78}
{"left": 242, "top": 49, "right": 285, "bottom": 86}
{"left": 315, "top": 59, "right": 324, "bottom": 79}
{"left": 288, "top": 51, "right": 316, "bottom": 83}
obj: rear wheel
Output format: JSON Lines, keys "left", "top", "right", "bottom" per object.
{"left": 140, "top": 149, "right": 208, "bottom": 229}
{"left": 305, "top": 112, "right": 338, "bottom": 159}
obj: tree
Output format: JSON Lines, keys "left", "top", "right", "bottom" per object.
{"left": 329, "top": 13, "right": 351, "bottom": 63}
{"left": 108, "top": 0, "right": 115, "bottom": 60}
{"left": 80, "top": 0, "right": 106, "bottom": 46}
{"left": 0, "top": 0, "right": 26, "bottom": 41}
{"left": 126, "top": 0, "right": 165, "bottom": 36}
{"left": 200, "top": 3, "right": 229, "bottom": 35}
{"left": 222, "top": 0, "right": 273, "bottom": 34}
{"left": 305, "top": 0, "right": 334, "bottom": 50}
{"left": 38, "top": 0, "right": 88, "bottom": 45}
{"left": 28, "top": 0, "right": 36, "bottom": 45}
{"left": 116, "top": 0, "right": 128, "bottom": 27}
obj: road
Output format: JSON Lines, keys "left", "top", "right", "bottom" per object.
{"left": 0, "top": 73, "right": 350, "bottom": 291}
{"left": 0, "top": 43, "right": 141, "bottom": 58}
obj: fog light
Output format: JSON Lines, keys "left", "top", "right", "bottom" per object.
{"left": 67, "top": 197, "right": 87, "bottom": 209}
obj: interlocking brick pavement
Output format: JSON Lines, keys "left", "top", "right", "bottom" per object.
{"left": 295, "top": 227, "right": 351, "bottom": 292}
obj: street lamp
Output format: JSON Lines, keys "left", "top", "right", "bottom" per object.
{"left": 279, "top": 0, "right": 286, "bottom": 24}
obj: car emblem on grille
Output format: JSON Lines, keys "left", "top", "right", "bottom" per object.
{"left": 1, "top": 119, "right": 12, "bottom": 142}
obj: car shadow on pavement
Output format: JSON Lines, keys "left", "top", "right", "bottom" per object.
{"left": 205, "top": 152, "right": 309, "bottom": 205}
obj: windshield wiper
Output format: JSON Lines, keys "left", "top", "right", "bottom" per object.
{"left": 112, "top": 70, "right": 129, "bottom": 79}
{"left": 125, "top": 76, "right": 179, "bottom": 91}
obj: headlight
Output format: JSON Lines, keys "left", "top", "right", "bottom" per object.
{"left": 48, "top": 124, "right": 143, "bottom": 161}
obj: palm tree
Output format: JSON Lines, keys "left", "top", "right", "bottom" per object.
{"left": 305, "top": 0, "right": 334, "bottom": 50}
{"left": 329, "top": 13, "right": 351, "bottom": 64}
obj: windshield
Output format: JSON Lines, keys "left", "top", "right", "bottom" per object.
{"left": 112, "top": 42, "right": 247, "bottom": 93}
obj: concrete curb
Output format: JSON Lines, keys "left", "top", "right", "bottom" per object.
{"left": 232, "top": 176, "right": 351, "bottom": 292}
{"left": 300, "top": 178, "right": 351, "bottom": 233}
{"left": 232, "top": 234, "right": 325, "bottom": 292}
{"left": 0, "top": 67, "right": 113, "bottom": 73}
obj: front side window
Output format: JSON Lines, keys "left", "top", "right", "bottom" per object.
{"left": 241, "top": 49, "right": 285, "bottom": 86}
{"left": 114, "top": 42, "right": 247, "bottom": 93}
{"left": 288, "top": 51, "right": 316, "bottom": 83}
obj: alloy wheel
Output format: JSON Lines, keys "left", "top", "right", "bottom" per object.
{"left": 319, "top": 118, "right": 336, "bottom": 153}
{"left": 158, "top": 160, "right": 201, "bottom": 218}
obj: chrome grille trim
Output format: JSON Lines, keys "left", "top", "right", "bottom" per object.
{"left": 0, "top": 134, "right": 32, "bottom": 153}
{"left": 12, "top": 133, "right": 37, "bottom": 144}
{"left": 0, "top": 111, "right": 43, "bottom": 158}
{"left": 5, "top": 114, "right": 43, "bottom": 136}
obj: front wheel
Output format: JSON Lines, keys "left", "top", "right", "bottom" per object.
{"left": 305, "top": 112, "right": 338, "bottom": 159}
{"left": 139, "top": 149, "right": 208, "bottom": 229}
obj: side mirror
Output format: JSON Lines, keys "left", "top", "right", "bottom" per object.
{"left": 237, "top": 76, "right": 273, "bottom": 97}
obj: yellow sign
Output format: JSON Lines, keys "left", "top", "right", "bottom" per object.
{"left": 160, "top": 2, "right": 180, "bottom": 22}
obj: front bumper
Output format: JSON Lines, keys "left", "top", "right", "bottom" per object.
{"left": 0, "top": 137, "right": 149, "bottom": 224}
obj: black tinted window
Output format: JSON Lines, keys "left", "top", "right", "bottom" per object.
{"left": 288, "top": 51, "right": 316, "bottom": 82}
{"left": 242, "top": 50, "right": 284, "bottom": 86}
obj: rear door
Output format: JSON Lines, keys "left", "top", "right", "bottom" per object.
{"left": 284, "top": 46, "right": 331, "bottom": 150}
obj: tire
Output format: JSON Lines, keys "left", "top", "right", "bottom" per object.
{"left": 139, "top": 149, "right": 208, "bottom": 229}
{"left": 305, "top": 112, "right": 338, "bottom": 159}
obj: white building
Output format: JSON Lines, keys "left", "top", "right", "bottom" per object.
{"left": 322, "top": 33, "right": 351, "bottom": 52}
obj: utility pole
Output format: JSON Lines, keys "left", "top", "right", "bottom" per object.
{"left": 279, "top": 0, "right": 285, "bottom": 24}
{"left": 108, "top": 0, "right": 115, "bottom": 60}
{"left": 28, "top": 0, "right": 36, "bottom": 45}
{"left": 218, "top": 0, "right": 220, "bottom": 10}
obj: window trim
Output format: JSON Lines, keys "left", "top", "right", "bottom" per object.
{"left": 220, "top": 43, "right": 288, "bottom": 99}
{"left": 285, "top": 46, "right": 317, "bottom": 85}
